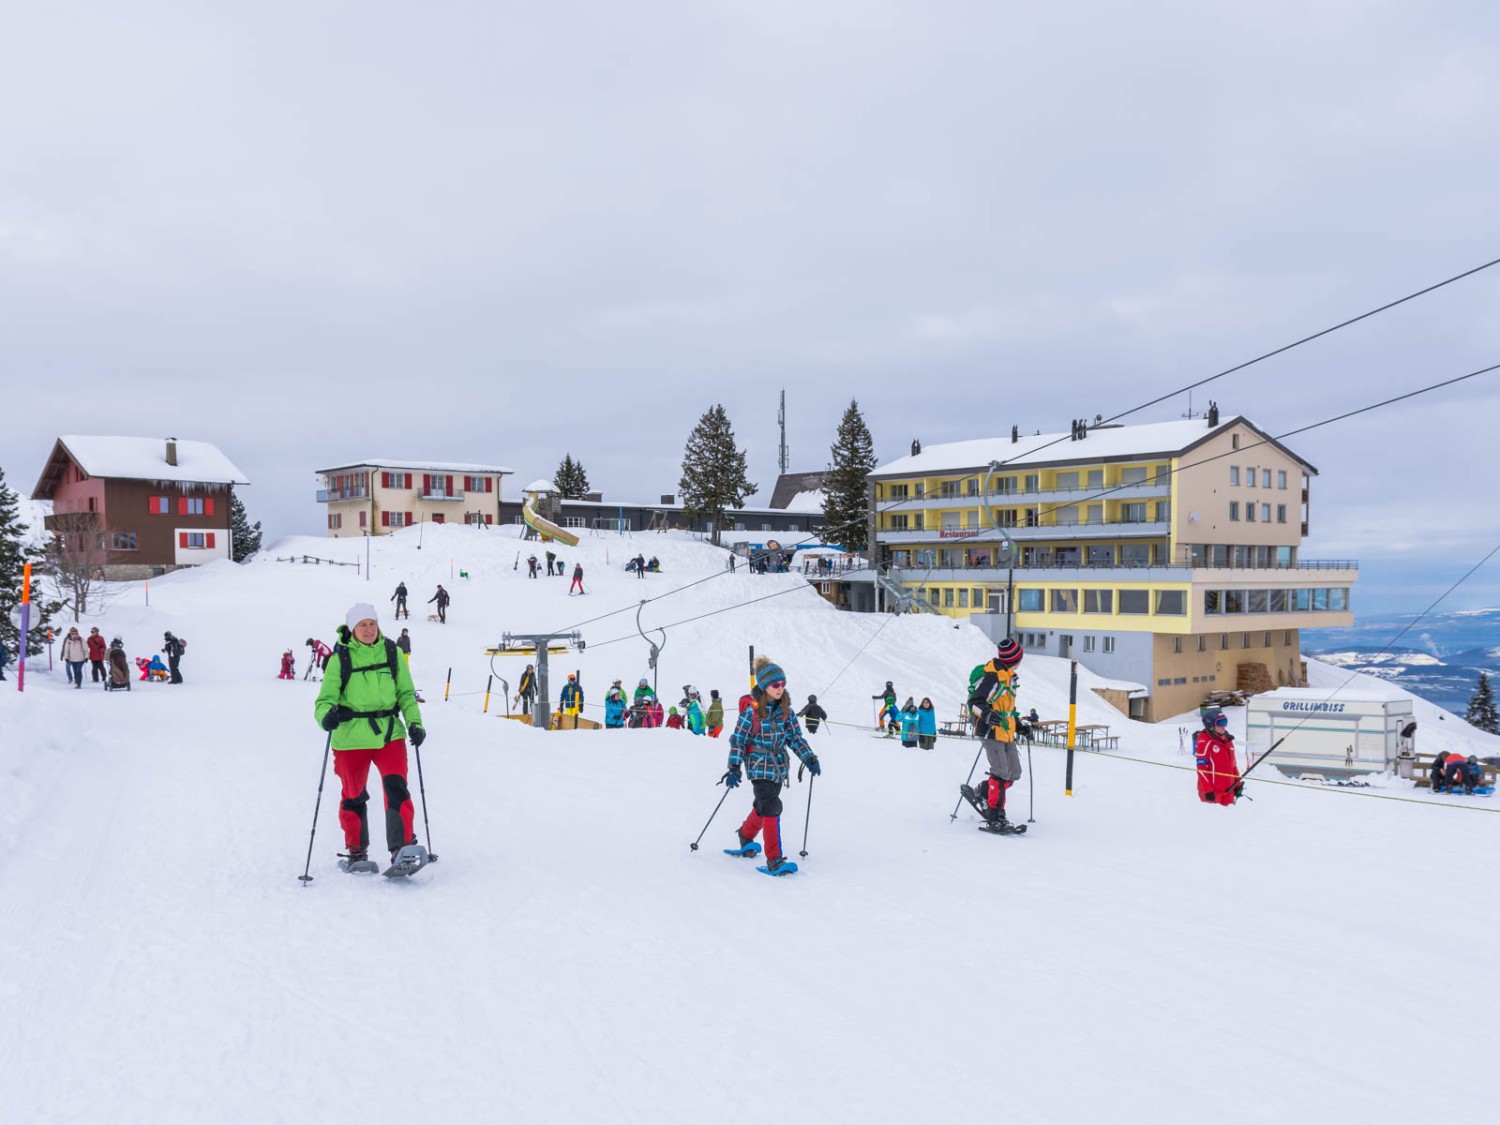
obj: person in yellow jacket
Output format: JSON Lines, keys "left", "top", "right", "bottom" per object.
{"left": 962, "top": 637, "right": 1025, "bottom": 831}
{"left": 314, "top": 603, "right": 426, "bottom": 870}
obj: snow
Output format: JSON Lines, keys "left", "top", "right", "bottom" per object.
{"left": 1, "top": 526, "right": 1496, "bottom": 1124}
{"left": 318, "top": 458, "right": 515, "bottom": 475}
{"left": 783, "top": 488, "right": 826, "bottom": 512}
{"left": 522, "top": 478, "right": 558, "bottom": 493}
{"left": 55, "top": 434, "right": 250, "bottom": 485}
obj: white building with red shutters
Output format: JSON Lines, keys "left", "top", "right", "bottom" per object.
{"left": 315, "top": 459, "right": 514, "bottom": 537}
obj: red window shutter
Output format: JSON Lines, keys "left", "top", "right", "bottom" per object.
{"left": 205, "top": 498, "right": 215, "bottom": 517}
{"left": 148, "top": 497, "right": 155, "bottom": 514}
{"left": 179, "top": 532, "right": 188, "bottom": 548}
{"left": 486, "top": 477, "right": 493, "bottom": 493}
{"left": 485, "top": 514, "right": 493, "bottom": 525}
{"left": 406, "top": 513, "right": 414, "bottom": 526}
{"left": 423, "top": 474, "right": 430, "bottom": 493}
{"left": 177, "top": 497, "right": 187, "bottom": 515}
{"left": 447, "top": 475, "right": 454, "bottom": 494}
{"left": 206, "top": 532, "right": 216, "bottom": 548}
{"left": 381, "top": 472, "right": 389, "bottom": 489}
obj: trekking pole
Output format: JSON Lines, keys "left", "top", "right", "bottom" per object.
{"left": 689, "top": 783, "right": 733, "bottom": 851}
{"left": 412, "top": 739, "right": 438, "bottom": 863}
{"left": 949, "top": 742, "right": 985, "bottom": 821}
{"left": 1027, "top": 740, "right": 1035, "bottom": 823}
{"left": 298, "top": 732, "right": 333, "bottom": 884}
{"left": 799, "top": 775, "right": 815, "bottom": 858}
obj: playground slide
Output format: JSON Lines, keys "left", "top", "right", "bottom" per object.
{"left": 522, "top": 496, "right": 580, "bottom": 546}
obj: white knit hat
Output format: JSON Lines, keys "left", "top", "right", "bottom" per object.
{"left": 345, "top": 602, "right": 380, "bottom": 630}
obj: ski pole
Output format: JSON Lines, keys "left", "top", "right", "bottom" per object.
{"left": 298, "top": 732, "right": 333, "bottom": 884}
{"left": 412, "top": 738, "right": 438, "bottom": 863}
{"left": 689, "top": 784, "right": 733, "bottom": 851}
{"left": 1027, "top": 741, "right": 1035, "bottom": 824}
{"left": 799, "top": 775, "right": 815, "bottom": 858}
{"left": 950, "top": 742, "right": 985, "bottom": 821}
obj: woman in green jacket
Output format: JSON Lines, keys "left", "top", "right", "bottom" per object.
{"left": 314, "top": 603, "right": 427, "bottom": 871}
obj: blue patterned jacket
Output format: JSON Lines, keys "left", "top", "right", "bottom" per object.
{"left": 728, "top": 697, "right": 816, "bottom": 783}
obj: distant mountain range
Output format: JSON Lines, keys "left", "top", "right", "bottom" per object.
{"left": 1304, "top": 609, "right": 1500, "bottom": 714}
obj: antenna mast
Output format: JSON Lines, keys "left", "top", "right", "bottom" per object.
{"left": 778, "top": 389, "right": 789, "bottom": 474}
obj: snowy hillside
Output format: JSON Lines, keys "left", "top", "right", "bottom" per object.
{"left": 1, "top": 525, "right": 1496, "bottom": 1124}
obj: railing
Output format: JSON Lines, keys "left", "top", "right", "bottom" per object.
{"left": 419, "top": 492, "right": 465, "bottom": 502}
{"left": 316, "top": 488, "right": 368, "bottom": 502}
{"left": 889, "top": 558, "right": 1358, "bottom": 574}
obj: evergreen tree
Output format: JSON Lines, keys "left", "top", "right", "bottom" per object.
{"left": 678, "top": 405, "right": 755, "bottom": 547}
{"left": 554, "top": 454, "right": 591, "bottom": 500}
{"left": 1465, "top": 671, "right": 1499, "bottom": 735}
{"left": 0, "top": 465, "right": 61, "bottom": 657}
{"left": 229, "top": 491, "right": 262, "bottom": 562}
{"left": 822, "top": 398, "right": 878, "bottom": 552}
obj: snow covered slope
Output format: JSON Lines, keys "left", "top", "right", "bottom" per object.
{"left": 1, "top": 525, "right": 1495, "bottom": 1125}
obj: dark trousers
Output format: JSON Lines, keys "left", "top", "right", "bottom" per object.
{"left": 395, "top": 597, "right": 408, "bottom": 618}
{"left": 91, "top": 658, "right": 106, "bottom": 682}
{"left": 738, "top": 779, "right": 785, "bottom": 859}
{"left": 168, "top": 655, "right": 182, "bottom": 683}
{"left": 520, "top": 693, "right": 533, "bottom": 715}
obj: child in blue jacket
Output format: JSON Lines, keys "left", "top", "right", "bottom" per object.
{"left": 898, "top": 697, "right": 920, "bottom": 747}
{"left": 917, "top": 697, "right": 937, "bottom": 749}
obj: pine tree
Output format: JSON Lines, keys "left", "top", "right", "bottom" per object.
{"left": 679, "top": 405, "right": 756, "bottom": 547}
{"left": 822, "top": 398, "right": 878, "bottom": 552}
{"left": 1465, "top": 671, "right": 1499, "bottom": 735}
{"left": 554, "top": 454, "right": 591, "bottom": 500}
{"left": 0, "top": 465, "right": 61, "bottom": 658}
{"left": 229, "top": 491, "right": 262, "bottom": 562}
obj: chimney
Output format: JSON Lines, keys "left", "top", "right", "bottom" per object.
{"left": 660, "top": 494, "right": 675, "bottom": 505}
{"left": 166, "top": 437, "right": 178, "bottom": 466}
{"left": 1207, "top": 401, "right": 1220, "bottom": 427}
{"left": 911, "top": 438, "right": 921, "bottom": 456}
{"left": 584, "top": 491, "right": 602, "bottom": 503}
{"left": 1011, "top": 425, "right": 1019, "bottom": 444}
{"left": 1078, "top": 419, "right": 1087, "bottom": 439}
{"left": 1069, "top": 420, "right": 1078, "bottom": 441}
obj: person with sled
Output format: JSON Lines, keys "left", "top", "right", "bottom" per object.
{"left": 1435, "top": 751, "right": 1482, "bottom": 793}
{"left": 428, "top": 584, "right": 450, "bottom": 624}
{"left": 278, "top": 649, "right": 296, "bottom": 680}
{"left": 148, "top": 653, "right": 170, "bottom": 682}
{"left": 163, "top": 631, "right": 185, "bottom": 683}
{"left": 898, "top": 697, "right": 920, "bottom": 747}
{"left": 962, "top": 637, "right": 1026, "bottom": 831}
{"left": 105, "top": 637, "right": 131, "bottom": 691}
{"left": 570, "top": 562, "right": 585, "bottom": 595}
{"left": 647, "top": 556, "right": 660, "bottom": 573}
{"left": 917, "top": 697, "right": 937, "bottom": 749}
{"left": 631, "top": 553, "right": 646, "bottom": 578}
{"left": 391, "top": 581, "right": 410, "bottom": 620}
{"left": 706, "top": 689, "right": 725, "bottom": 737}
{"left": 872, "top": 680, "right": 898, "bottom": 736}
{"left": 313, "top": 602, "right": 427, "bottom": 873}
{"left": 604, "top": 680, "right": 627, "bottom": 728}
{"left": 527, "top": 555, "right": 540, "bottom": 579}
{"left": 722, "top": 657, "right": 821, "bottom": 875}
{"left": 559, "top": 673, "right": 583, "bottom": 723}
{"left": 516, "top": 663, "right": 537, "bottom": 715}
{"left": 87, "top": 627, "right": 107, "bottom": 683}
{"left": 61, "top": 627, "right": 88, "bottom": 688}
{"left": 797, "top": 694, "right": 827, "bottom": 733}
{"left": 1194, "top": 710, "right": 1241, "bottom": 806}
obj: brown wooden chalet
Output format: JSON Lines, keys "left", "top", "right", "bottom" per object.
{"left": 31, "top": 436, "right": 251, "bottom": 579}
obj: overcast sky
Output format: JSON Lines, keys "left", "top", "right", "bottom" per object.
{"left": 3, "top": 2, "right": 1498, "bottom": 615}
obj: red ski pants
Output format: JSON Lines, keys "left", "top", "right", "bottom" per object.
{"left": 333, "top": 740, "right": 416, "bottom": 852}
{"left": 739, "top": 779, "right": 784, "bottom": 860}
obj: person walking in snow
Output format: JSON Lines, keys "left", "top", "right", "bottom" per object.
{"left": 706, "top": 689, "right": 725, "bottom": 737}
{"left": 722, "top": 656, "right": 821, "bottom": 875}
{"left": 872, "top": 680, "right": 898, "bottom": 736}
{"left": 279, "top": 649, "right": 296, "bottom": 680}
{"left": 545, "top": 550, "right": 557, "bottom": 576}
{"left": 61, "top": 627, "right": 87, "bottom": 688}
{"left": 570, "top": 562, "right": 585, "bottom": 595}
{"left": 898, "top": 697, "right": 920, "bottom": 748}
{"left": 604, "top": 680, "right": 627, "bottom": 728}
{"left": 163, "top": 631, "right": 185, "bottom": 684}
{"left": 917, "top": 697, "right": 937, "bottom": 749}
{"left": 1194, "top": 710, "right": 1241, "bottom": 805}
{"left": 428, "top": 584, "right": 450, "bottom": 624}
{"left": 391, "top": 581, "right": 409, "bottom": 620}
{"left": 527, "top": 555, "right": 540, "bottom": 579}
{"left": 516, "top": 663, "right": 537, "bottom": 715}
{"left": 87, "top": 627, "right": 107, "bottom": 683}
{"left": 684, "top": 689, "right": 706, "bottom": 735}
{"left": 962, "top": 637, "right": 1025, "bottom": 830}
{"left": 559, "top": 673, "right": 583, "bottom": 725}
{"left": 798, "top": 694, "right": 827, "bottom": 733}
{"left": 314, "top": 602, "right": 427, "bottom": 871}
{"left": 396, "top": 629, "right": 411, "bottom": 659}
{"left": 632, "top": 553, "right": 646, "bottom": 578}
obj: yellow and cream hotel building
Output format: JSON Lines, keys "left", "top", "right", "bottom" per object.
{"left": 867, "top": 413, "right": 1355, "bottom": 720}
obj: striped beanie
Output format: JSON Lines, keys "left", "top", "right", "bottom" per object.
{"left": 994, "top": 637, "right": 1023, "bottom": 667}
{"left": 754, "top": 657, "right": 786, "bottom": 691}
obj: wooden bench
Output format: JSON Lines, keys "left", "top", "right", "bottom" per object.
{"left": 1410, "top": 754, "right": 1498, "bottom": 789}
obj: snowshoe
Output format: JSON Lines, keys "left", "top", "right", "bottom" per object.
{"left": 977, "top": 819, "right": 1028, "bottom": 836}
{"left": 338, "top": 849, "right": 380, "bottom": 874}
{"left": 724, "top": 834, "right": 762, "bottom": 857}
{"left": 959, "top": 783, "right": 1003, "bottom": 823}
{"left": 757, "top": 857, "right": 798, "bottom": 877}
{"left": 383, "top": 843, "right": 430, "bottom": 879}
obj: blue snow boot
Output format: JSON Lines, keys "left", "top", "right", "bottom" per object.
{"left": 757, "top": 856, "right": 798, "bottom": 877}
{"left": 724, "top": 831, "right": 762, "bottom": 857}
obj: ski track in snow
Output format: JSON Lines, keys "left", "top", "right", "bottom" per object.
{"left": 1, "top": 525, "right": 1496, "bottom": 1124}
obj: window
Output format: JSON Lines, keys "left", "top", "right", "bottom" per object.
{"left": 1242, "top": 633, "right": 1251, "bottom": 648}
{"left": 381, "top": 472, "right": 412, "bottom": 490}
{"left": 1330, "top": 588, "right": 1348, "bottom": 611}
{"left": 1172, "top": 636, "right": 1182, "bottom": 654}
{"left": 1088, "top": 469, "right": 1105, "bottom": 488}
{"left": 967, "top": 478, "right": 979, "bottom": 496}
{"left": 1294, "top": 589, "right": 1311, "bottom": 611}
{"left": 1246, "top": 468, "right": 1256, "bottom": 488}
{"left": 1083, "top": 635, "right": 1096, "bottom": 652}
{"left": 1205, "top": 590, "right": 1222, "bottom": 615}
{"left": 1220, "top": 634, "right": 1230, "bottom": 650}
{"left": 328, "top": 513, "right": 342, "bottom": 530}
{"left": 1313, "top": 588, "right": 1329, "bottom": 611}
{"left": 464, "top": 475, "right": 492, "bottom": 493}
{"left": 914, "top": 483, "right": 924, "bottom": 498}
{"left": 1121, "top": 467, "right": 1147, "bottom": 485}
{"left": 1018, "top": 589, "right": 1043, "bottom": 612}
{"left": 973, "top": 588, "right": 985, "bottom": 607}
{"left": 1230, "top": 466, "right": 1240, "bottom": 486}
{"left": 1025, "top": 508, "right": 1040, "bottom": 527}
{"left": 180, "top": 532, "right": 215, "bottom": 549}
{"left": 178, "top": 497, "right": 207, "bottom": 516}
{"left": 1121, "top": 502, "right": 1147, "bottom": 523}
{"left": 1261, "top": 504, "right": 1271, "bottom": 523}
{"left": 1284, "top": 631, "right": 1293, "bottom": 645}
{"left": 1120, "top": 544, "right": 1149, "bottom": 566}
{"left": 358, "top": 510, "right": 367, "bottom": 528}
{"left": 1103, "top": 637, "right": 1115, "bottom": 653}
{"left": 149, "top": 496, "right": 170, "bottom": 514}
{"left": 889, "top": 484, "right": 909, "bottom": 500}
{"left": 1023, "top": 474, "right": 1039, "bottom": 494}
{"left": 1155, "top": 590, "right": 1186, "bottom": 615}
{"left": 888, "top": 514, "right": 908, "bottom": 531}
{"left": 562, "top": 517, "right": 586, "bottom": 528}
{"left": 1263, "top": 632, "right": 1272, "bottom": 647}
{"left": 1156, "top": 501, "right": 1171, "bottom": 522}
{"left": 1246, "top": 504, "right": 1256, "bottom": 523}
{"left": 1056, "top": 472, "right": 1079, "bottom": 490}
{"left": 1118, "top": 589, "right": 1149, "bottom": 614}
{"left": 1050, "top": 589, "right": 1078, "bottom": 613}
{"left": 1084, "top": 589, "right": 1113, "bottom": 613}
{"left": 111, "top": 532, "right": 138, "bottom": 551}
{"left": 1225, "top": 590, "right": 1245, "bottom": 613}
{"left": 1278, "top": 470, "right": 1287, "bottom": 489}
{"left": 1262, "top": 469, "right": 1272, "bottom": 489}
{"left": 1276, "top": 504, "right": 1287, "bottom": 524}
{"left": 1197, "top": 635, "right": 1207, "bottom": 652}
{"left": 1229, "top": 501, "right": 1240, "bottom": 521}
{"left": 944, "top": 587, "right": 955, "bottom": 608}
{"left": 913, "top": 514, "right": 924, "bottom": 530}
{"left": 1269, "top": 589, "right": 1286, "bottom": 612}
{"left": 958, "top": 588, "right": 969, "bottom": 608}
{"left": 1232, "top": 434, "right": 1241, "bottom": 449}
{"left": 1248, "top": 590, "right": 1268, "bottom": 613}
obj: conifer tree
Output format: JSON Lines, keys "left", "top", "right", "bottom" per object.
{"left": 0, "top": 466, "right": 61, "bottom": 657}
{"left": 554, "top": 454, "right": 591, "bottom": 500}
{"left": 229, "top": 491, "right": 262, "bottom": 562}
{"left": 822, "top": 398, "right": 878, "bottom": 552}
{"left": 678, "top": 405, "right": 755, "bottom": 547}
{"left": 1465, "top": 671, "right": 1499, "bottom": 735}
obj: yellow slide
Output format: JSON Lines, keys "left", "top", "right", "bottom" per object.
{"left": 522, "top": 495, "right": 580, "bottom": 546}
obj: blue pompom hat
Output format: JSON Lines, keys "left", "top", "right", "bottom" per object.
{"left": 754, "top": 659, "right": 786, "bottom": 691}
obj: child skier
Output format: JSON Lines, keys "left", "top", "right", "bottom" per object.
{"left": 665, "top": 706, "right": 684, "bottom": 730}
{"left": 798, "top": 694, "right": 828, "bottom": 733}
{"left": 570, "top": 562, "right": 585, "bottom": 594}
{"left": 1194, "top": 710, "right": 1241, "bottom": 805}
{"left": 872, "top": 680, "right": 898, "bottom": 736}
{"left": 898, "top": 697, "right": 920, "bottom": 747}
{"left": 604, "top": 681, "right": 627, "bottom": 728}
{"left": 722, "top": 656, "right": 822, "bottom": 876}
{"left": 278, "top": 649, "right": 296, "bottom": 680}
{"left": 961, "top": 637, "right": 1026, "bottom": 833}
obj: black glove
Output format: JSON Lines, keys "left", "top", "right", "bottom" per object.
{"left": 804, "top": 754, "right": 821, "bottom": 777}
{"left": 408, "top": 725, "right": 426, "bottom": 748}
{"left": 1233, "top": 781, "right": 1244, "bottom": 798}
{"left": 722, "top": 767, "right": 741, "bottom": 789}
{"left": 320, "top": 705, "right": 353, "bottom": 732}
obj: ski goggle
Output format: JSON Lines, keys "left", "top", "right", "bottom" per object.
{"left": 1214, "top": 716, "right": 1229, "bottom": 726}
{"left": 765, "top": 679, "right": 786, "bottom": 689}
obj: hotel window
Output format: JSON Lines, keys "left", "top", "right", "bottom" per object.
{"left": 1121, "top": 467, "right": 1147, "bottom": 484}
{"left": 1263, "top": 632, "right": 1272, "bottom": 647}
{"left": 973, "top": 588, "right": 985, "bottom": 606}
{"left": 1089, "top": 469, "right": 1105, "bottom": 488}
{"left": 914, "top": 483, "right": 924, "bottom": 498}
{"left": 1224, "top": 590, "right": 1245, "bottom": 613}
{"left": 1083, "top": 635, "right": 1096, "bottom": 652}
{"left": 1018, "top": 589, "right": 1044, "bottom": 612}
{"left": 1248, "top": 590, "right": 1268, "bottom": 613}
{"left": 1025, "top": 508, "right": 1040, "bottom": 527}
{"left": 1156, "top": 500, "right": 1171, "bottom": 522}
{"left": 1313, "top": 588, "right": 1330, "bottom": 611}
{"left": 1278, "top": 470, "right": 1287, "bottom": 489}
{"left": 888, "top": 514, "right": 908, "bottom": 530}
{"left": 1294, "top": 589, "right": 1312, "bottom": 611}
{"left": 1197, "top": 635, "right": 1207, "bottom": 652}
{"left": 1229, "top": 466, "right": 1240, "bottom": 486}
{"left": 1246, "top": 468, "right": 1256, "bottom": 487}
{"left": 1084, "top": 589, "right": 1114, "bottom": 613}
{"left": 1261, "top": 504, "right": 1271, "bottom": 522}
{"left": 967, "top": 478, "right": 979, "bottom": 496}
{"left": 1276, "top": 504, "right": 1287, "bottom": 523}
{"left": 890, "top": 484, "right": 909, "bottom": 500}
{"left": 913, "top": 514, "right": 924, "bottom": 530}
{"left": 1050, "top": 589, "right": 1078, "bottom": 613}
{"left": 1204, "top": 590, "right": 1222, "bottom": 615}
{"left": 1103, "top": 637, "right": 1114, "bottom": 653}
{"left": 1330, "top": 588, "right": 1349, "bottom": 611}
{"left": 1269, "top": 589, "right": 1286, "bottom": 612}
{"left": 1220, "top": 634, "right": 1230, "bottom": 650}
{"left": 1155, "top": 590, "right": 1186, "bottom": 615}
{"left": 1023, "top": 474, "right": 1039, "bottom": 493}
{"left": 1229, "top": 501, "right": 1240, "bottom": 521}
{"left": 1246, "top": 504, "right": 1256, "bottom": 523}
{"left": 1122, "top": 502, "right": 1147, "bottom": 523}
{"left": 1172, "top": 636, "right": 1182, "bottom": 654}
{"left": 1056, "top": 472, "right": 1079, "bottom": 490}
{"left": 1284, "top": 631, "right": 1293, "bottom": 645}
{"left": 1262, "top": 469, "right": 1272, "bottom": 488}
{"left": 958, "top": 588, "right": 969, "bottom": 608}
{"left": 1118, "top": 589, "right": 1149, "bottom": 614}
{"left": 1242, "top": 633, "right": 1251, "bottom": 648}
{"left": 944, "top": 587, "right": 954, "bottom": 607}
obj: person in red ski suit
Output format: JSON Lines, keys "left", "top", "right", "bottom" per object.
{"left": 1194, "top": 711, "right": 1241, "bottom": 805}
{"left": 278, "top": 650, "right": 296, "bottom": 680}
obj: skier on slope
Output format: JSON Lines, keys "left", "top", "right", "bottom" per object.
{"left": 722, "top": 656, "right": 821, "bottom": 876}
{"left": 313, "top": 602, "right": 427, "bottom": 873}
{"left": 961, "top": 637, "right": 1025, "bottom": 832}
{"left": 305, "top": 638, "right": 333, "bottom": 680}
{"left": 872, "top": 680, "right": 898, "bottom": 736}
{"left": 278, "top": 649, "right": 296, "bottom": 680}
{"left": 559, "top": 673, "right": 584, "bottom": 724}
{"left": 1194, "top": 710, "right": 1241, "bottom": 805}
{"left": 797, "top": 694, "right": 828, "bottom": 733}
{"left": 570, "top": 562, "right": 585, "bottom": 595}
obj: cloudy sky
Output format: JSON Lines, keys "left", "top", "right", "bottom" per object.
{"left": 3, "top": 1, "right": 1498, "bottom": 614}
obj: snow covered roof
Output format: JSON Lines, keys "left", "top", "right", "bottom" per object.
{"left": 871, "top": 416, "right": 1315, "bottom": 477}
{"left": 523, "top": 479, "right": 558, "bottom": 493}
{"left": 783, "top": 489, "right": 826, "bottom": 513}
{"left": 33, "top": 436, "right": 250, "bottom": 498}
{"left": 1256, "top": 685, "right": 1412, "bottom": 704}
{"left": 317, "top": 459, "right": 514, "bottom": 475}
